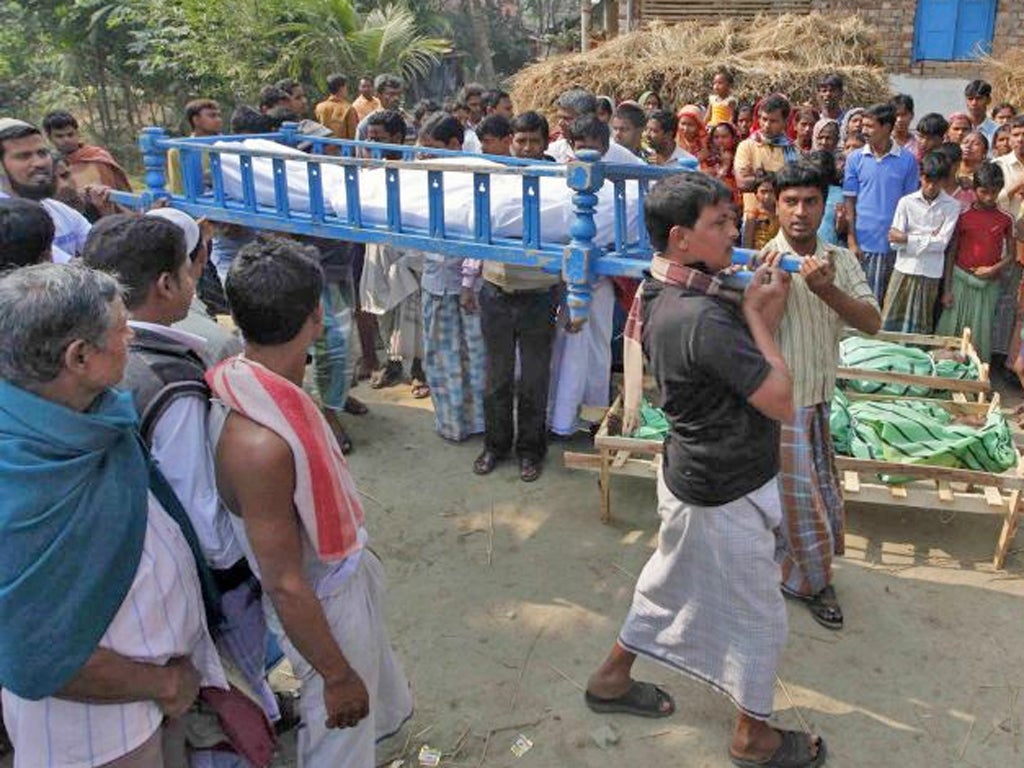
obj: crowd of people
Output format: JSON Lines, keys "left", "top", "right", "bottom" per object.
{"left": 1, "top": 65, "right": 1023, "bottom": 768}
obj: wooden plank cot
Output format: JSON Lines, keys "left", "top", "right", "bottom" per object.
{"left": 564, "top": 329, "right": 1018, "bottom": 569}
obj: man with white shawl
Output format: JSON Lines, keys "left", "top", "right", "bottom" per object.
{"left": 207, "top": 236, "right": 412, "bottom": 766}
{"left": 585, "top": 174, "right": 827, "bottom": 768}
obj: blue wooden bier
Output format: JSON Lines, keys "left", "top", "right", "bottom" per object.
{"left": 115, "top": 124, "right": 798, "bottom": 324}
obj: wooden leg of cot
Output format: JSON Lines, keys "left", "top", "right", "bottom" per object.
{"left": 994, "top": 489, "right": 1021, "bottom": 570}
{"left": 600, "top": 447, "right": 612, "bottom": 525}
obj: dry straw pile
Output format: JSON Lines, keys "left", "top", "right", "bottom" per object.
{"left": 984, "top": 49, "right": 1024, "bottom": 108}
{"left": 509, "top": 13, "right": 891, "bottom": 112}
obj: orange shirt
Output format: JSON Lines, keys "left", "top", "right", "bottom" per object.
{"left": 352, "top": 95, "right": 383, "bottom": 122}
{"left": 314, "top": 96, "right": 359, "bottom": 140}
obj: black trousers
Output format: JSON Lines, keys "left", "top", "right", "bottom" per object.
{"left": 478, "top": 281, "right": 558, "bottom": 461}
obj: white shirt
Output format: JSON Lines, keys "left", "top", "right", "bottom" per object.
{"left": 890, "top": 189, "right": 961, "bottom": 278}
{"left": 41, "top": 198, "right": 91, "bottom": 261}
{"left": 129, "top": 321, "right": 245, "bottom": 570}
{"left": 546, "top": 137, "right": 646, "bottom": 166}
{"left": 996, "top": 152, "right": 1024, "bottom": 220}
{"left": 2, "top": 494, "right": 227, "bottom": 768}
{"left": 463, "top": 128, "right": 482, "bottom": 154}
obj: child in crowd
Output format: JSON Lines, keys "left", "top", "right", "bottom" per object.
{"left": 741, "top": 171, "right": 779, "bottom": 250}
{"left": 882, "top": 150, "right": 961, "bottom": 334}
{"left": 914, "top": 113, "right": 950, "bottom": 160}
{"left": 955, "top": 131, "right": 988, "bottom": 209}
{"left": 707, "top": 69, "right": 738, "bottom": 126}
{"left": 993, "top": 124, "right": 1012, "bottom": 158}
{"left": 735, "top": 104, "right": 754, "bottom": 140}
{"left": 701, "top": 121, "right": 739, "bottom": 202}
{"left": 993, "top": 103, "right": 1017, "bottom": 127}
{"left": 808, "top": 150, "right": 847, "bottom": 246}
{"left": 791, "top": 106, "right": 819, "bottom": 155}
{"left": 936, "top": 161, "right": 1017, "bottom": 361}
{"left": 946, "top": 112, "right": 972, "bottom": 144}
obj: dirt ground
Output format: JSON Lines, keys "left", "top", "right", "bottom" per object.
{"left": 5, "top": 378, "right": 1024, "bottom": 768}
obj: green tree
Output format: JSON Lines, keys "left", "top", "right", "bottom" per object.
{"left": 276, "top": 0, "right": 451, "bottom": 85}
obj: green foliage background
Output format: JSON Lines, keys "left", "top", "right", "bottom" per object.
{"left": 0, "top": 0, "right": 573, "bottom": 167}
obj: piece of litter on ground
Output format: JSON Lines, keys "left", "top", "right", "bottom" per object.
{"left": 589, "top": 723, "right": 620, "bottom": 748}
{"left": 510, "top": 733, "right": 533, "bottom": 757}
{"left": 418, "top": 745, "right": 442, "bottom": 766}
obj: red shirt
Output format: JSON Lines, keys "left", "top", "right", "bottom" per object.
{"left": 955, "top": 205, "right": 1014, "bottom": 270}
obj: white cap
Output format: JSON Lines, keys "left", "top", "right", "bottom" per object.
{"left": 145, "top": 207, "right": 201, "bottom": 255}
{"left": 0, "top": 118, "right": 36, "bottom": 136}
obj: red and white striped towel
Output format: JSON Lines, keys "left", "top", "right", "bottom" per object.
{"left": 206, "top": 356, "right": 365, "bottom": 561}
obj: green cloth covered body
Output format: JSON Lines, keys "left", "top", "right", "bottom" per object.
{"left": 830, "top": 389, "right": 1016, "bottom": 480}
{"left": 839, "top": 336, "right": 978, "bottom": 398}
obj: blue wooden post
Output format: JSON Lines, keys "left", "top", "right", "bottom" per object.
{"left": 563, "top": 149, "right": 604, "bottom": 326}
{"left": 278, "top": 121, "right": 299, "bottom": 148}
{"left": 139, "top": 126, "right": 169, "bottom": 206}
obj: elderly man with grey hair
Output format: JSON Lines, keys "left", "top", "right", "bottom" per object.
{"left": 0, "top": 262, "right": 227, "bottom": 767}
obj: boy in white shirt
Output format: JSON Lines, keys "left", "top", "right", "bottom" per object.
{"left": 882, "top": 150, "right": 961, "bottom": 333}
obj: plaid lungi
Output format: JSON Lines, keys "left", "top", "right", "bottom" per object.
{"left": 314, "top": 280, "right": 355, "bottom": 412}
{"left": 861, "top": 250, "right": 896, "bottom": 307}
{"left": 422, "top": 292, "right": 486, "bottom": 441}
{"left": 881, "top": 270, "right": 941, "bottom": 335}
{"left": 776, "top": 403, "right": 845, "bottom": 597}
{"left": 618, "top": 472, "right": 786, "bottom": 721}
{"left": 991, "top": 262, "right": 1021, "bottom": 357}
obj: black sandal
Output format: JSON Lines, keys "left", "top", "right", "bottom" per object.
{"left": 806, "top": 585, "right": 843, "bottom": 631}
{"left": 584, "top": 680, "right": 675, "bottom": 718}
{"left": 730, "top": 729, "right": 827, "bottom": 768}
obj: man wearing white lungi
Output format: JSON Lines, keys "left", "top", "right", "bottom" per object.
{"left": 585, "top": 174, "right": 827, "bottom": 767}
{"left": 548, "top": 114, "right": 644, "bottom": 438}
{"left": 209, "top": 237, "right": 413, "bottom": 767}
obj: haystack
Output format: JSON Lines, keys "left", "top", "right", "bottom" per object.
{"left": 984, "top": 49, "right": 1024, "bottom": 108}
{"left": 509, "top": 13, "right": 890, "bottom": 113}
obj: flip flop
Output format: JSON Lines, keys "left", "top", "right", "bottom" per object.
{"left": 806, "top": 585, "right": 843, "bottom": 631}
{"left": 410, "top": 379, "right": 431, "bottom": 399}
{"left": 584, "top": 680, "right": 675, "bottom": 718}
{"left": 729, "top": 730, "right": 827, "bottom": 768}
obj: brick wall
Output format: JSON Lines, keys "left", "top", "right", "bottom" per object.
{"left": 810, "top": 0, "right": 1021, "bottom": 76}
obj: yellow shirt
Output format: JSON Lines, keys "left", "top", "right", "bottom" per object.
{"left": 314, "top": 96, "right": 359, "bottom": 140}
{"left": 352, "top": 95, "right": 383, "bottom": 122}
{"left": 734, "top": 136, "right": 789, "bottom": 214}
{"left": 764, "top": 231, "right": 879, "bottom": 408}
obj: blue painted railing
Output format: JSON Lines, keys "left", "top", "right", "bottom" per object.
{"left": 112, "top": 124, "right": 794, "bottom": 323}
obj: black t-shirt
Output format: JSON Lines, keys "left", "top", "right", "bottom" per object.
{"left": 642, "top": 278, "right": 780, "bottom": 506}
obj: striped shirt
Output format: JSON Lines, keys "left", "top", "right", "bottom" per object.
{"left": 2, "top": 494, "right": 227, "bottom": 768}
{"left": 764, "top": 232, "right": 879, "bottom": 408}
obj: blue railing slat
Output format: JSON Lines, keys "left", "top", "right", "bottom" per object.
{"left": 344, "top": 166, "right": 362, "bottom": 227}
{"left": 209, "top": 152, "right": 225, "bottom": 206}
{"left": 386, "top": 168, "right": 402, "bottom": 233}
{"left": 473, "top": 173, "right": 491, "bottom": 244}
{"left": 272, "top": 158, "right": 290, "bottom": 218}
{"left": 427, "top": 170, "right": 445, "bottom": 239}
{"left": 239, "top": 156, "right": 256, "bottom": 212}
{"left": 308, "top": 162, "right": 326, "bottom": 223}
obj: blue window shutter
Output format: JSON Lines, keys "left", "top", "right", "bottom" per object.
{"left": 914, "top": 0, "right": 957, "bottom": 61}
{"left": 952, "top": 0, "right": 996, "bottom": 59}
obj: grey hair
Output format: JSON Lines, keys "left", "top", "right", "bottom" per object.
{"left": 0, "top": 263, "right": 123, "bottom": 387}
{"left": 556, "top": 88, "right": 598, "bottom": 116}
{"left": 374, "top": 73, "right": 403, "bottom": 93}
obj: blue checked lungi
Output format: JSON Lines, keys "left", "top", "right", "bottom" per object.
{"left": 861, "top": 250, "right": 896, "bottom": 306}
{"left": 776, "top": 403, "right": 845, "bottom": 597}
{"left": 314, "top": 280, "right": 355, "bottom": 412}
{"left": 422, "top": 292, "right": 486, "bottom": 441}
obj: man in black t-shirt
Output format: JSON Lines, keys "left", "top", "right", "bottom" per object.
{"left": 584, "top": 174, "right": 828, "bottom": 767}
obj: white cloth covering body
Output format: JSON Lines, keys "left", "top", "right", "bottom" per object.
{"left": 2, "top": 494, "right": 227, "bottom": 768}
{"left": 617, "top": 472, "right": 787, "bottom": 721}
{"left": 211, "top": 139, "right": 641, "bottom": 248}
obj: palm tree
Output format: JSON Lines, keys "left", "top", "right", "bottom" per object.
{"left": 277, "top": 0, "right": 450, "bottom": 85}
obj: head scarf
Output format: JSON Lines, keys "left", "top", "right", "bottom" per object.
{"left": 675, "top": 105, "right": 707, "bottom": 153}
{"left": 638, "top": 91, "right": 662, "bottom": 111}
{"left": 812, "top": 117, "right": 840, "bottom": 150}
{"left": 839, "top": 107, "right": 865, "bottom": 143}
